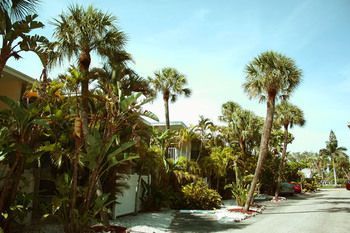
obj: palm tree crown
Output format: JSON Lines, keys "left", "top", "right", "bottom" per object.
{"left": 149, "top": 67, "right": 191, "bottom": 129}
{"left": 52, "top": 4, "right": 126, "bottom": 70}
{"left": 151, "top": 67, "right": 191, "bottom": 102}
{"left": 243, "top": 51, "right": 302, "bottom": 101}
{"left": 275, "top": 101, "right": 305, "bottom": 129}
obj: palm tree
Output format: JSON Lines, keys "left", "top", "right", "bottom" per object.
{"left": 274, "top": 101, "right": 305, "bottom": 200}
{"left": 0, "top": 0, "right": 39, "bottom": 32}
{"left": 220, "top": 101, "right": 263, "bottom": 185}
{"left": 243, "top": 51, "right": 302, "bottom": 211}
{"left": 52, "top": 4, "right": 127, "bottom": 140}
{"left": 209, "top": 146, "right": 234, "bottom": 191}
{"left": 219, "top": 101, "right": 241, "bottom": 123}
{"left": 0, "top": 0, "right": 47, "bottom": 75}
{"left": 195, "top": 116, "right": 214, "bottom": 162}
{"left": 324, "top": 130, "right": 347, "bottom": 186}
{"left": 177, "top": 127, "right": 196, "bottom": 159}
{"left": 52, "top": 7, "right": 127, "bottom": 230}
{"left": 149, "top": 67, "right": 191, "bottom": 130}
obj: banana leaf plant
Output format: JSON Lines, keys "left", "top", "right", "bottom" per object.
{"left": 48, "top": 129, "right": 138, "bottom": 233}
{"left": 0, "top": 14, "right": 48, "bottom": 75}
{"left": 0, "top": 96, "right": 49, "bottom": 231}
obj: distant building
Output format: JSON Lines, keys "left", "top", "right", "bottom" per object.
{"left": 150, "top": 121, "right": 195, "bottom": 161}
{"left": 301, "top": 168, "right": 312, "bottom": 179}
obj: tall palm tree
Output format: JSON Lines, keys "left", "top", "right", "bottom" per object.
{"left": 324, "top": 130, "right": 347, "bottom": 186}
{"left": 274, "top": 101, "right": 305, "bottom": 200}
{"left": 52, "top": 4, "right": 127, "bottom": 140}
{"left": 243, "top": 51, "right": 302, "bottom": 211}
{"left": 52, "top": 6, "right": 126, "bottom": 230}
{"left": 149, "top": 67, "right": 191, "bottom": 130}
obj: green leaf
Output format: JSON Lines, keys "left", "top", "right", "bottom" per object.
{"left": 107, "top": 141, "right": 135, "bottom": 160}
{"left": 1, "top": 212, "right": 8, "bottom": 219}
{"left": 141, "top": 110, "right": 159, "bottom": 121}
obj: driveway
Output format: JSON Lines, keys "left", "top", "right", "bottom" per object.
{"left": 115, "top": 189, "right": 349, "bottom": 233}
{"left": 236, "top": 188, "right": 350, "bottom": 233}
{"left": 168, "top": 188, "right": 350, "bottom": 233}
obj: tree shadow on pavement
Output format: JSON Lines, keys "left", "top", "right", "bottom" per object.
{"left": 168, "top": 212, "right": 247, "bottom": 233}
{"left": 318, "top": 197, "right": 350, "bottom": 200}
{"left": 263, "top": 206, "right": 350, "bottom": 215}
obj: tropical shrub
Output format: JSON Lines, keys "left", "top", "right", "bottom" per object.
{"left": 302, "top": 178, "right": 319, "bottom": 192}
{"left": 225, "top": 175, "right": 254, "bottom": 206}
{"left": 225, "top": 183, "right": 249, "bottom": 206}
{"left": 140, "top": 181, "right": 171, "bottom": 211}
{"left": 181, "top": 180, "right": 222, "bottom": 210}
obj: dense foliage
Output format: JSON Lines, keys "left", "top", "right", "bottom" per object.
{"left": 180, "top": 180, "right": 222, "bottom": 210}
{"left": 1, "top": 2, "right": 349, "bottom": 232}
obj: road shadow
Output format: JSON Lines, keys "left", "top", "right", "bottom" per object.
{"left": 263, "top": 206, "right": 350, "bottom": 215}
{"left": 318, "top": 197, "right": 350, "bottom": 200}
{"left": 168, "top": 212, "right": 247, "bottom": 233}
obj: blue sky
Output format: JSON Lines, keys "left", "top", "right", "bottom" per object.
{"left": 7, "top": 0, "right": 350, "bottom": 152}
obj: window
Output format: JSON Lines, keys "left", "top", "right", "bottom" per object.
{"left": 168, "top": 147, "right": 178, "bottom": 161}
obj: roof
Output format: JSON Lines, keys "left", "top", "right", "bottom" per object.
{"left": 2, "top": 66, "right": 36, "bottom": 84}
{"left": 150, "top": 121, "right": 187, "bottom": 128}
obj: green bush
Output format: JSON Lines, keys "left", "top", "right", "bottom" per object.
{"left": 225, "top": 183, "right": 249, "bottom": 206}
{"left": 302, "top": 178, "right": 319, "bottom": 192}
{"left": 181, "top": 180, "right": 222, "bottom": 210}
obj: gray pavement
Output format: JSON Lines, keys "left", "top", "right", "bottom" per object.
{"left": 169, "top": 189, "right": 350, "bottom": 233}
{"left": 235, "top": 188, "right": 350, "bottom": 233}
{"left": 115, "top": 189, "right": 349, "bottom": 233}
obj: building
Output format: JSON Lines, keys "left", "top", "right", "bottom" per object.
{"left": 150, "top": 121, "right": 192, "bottom": 161}
{"left": 0, "top": 66, "right": 35, "bottom": 109}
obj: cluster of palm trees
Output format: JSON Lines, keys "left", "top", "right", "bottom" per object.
{"left": 0, "top": 2, "right": 155, "bottom": 232}
{"left": 2, "top": 1, "right": 349, "bottom": 232}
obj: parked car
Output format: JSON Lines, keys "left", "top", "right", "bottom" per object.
{"left": 280, "top": 182, "right": 295, "bottom": 195}
{"left": 290, "top": 182, "right": 302, "bottom": 193}
{"left": 280, "top": 182, "right": 302, "bottom": 195}
{"left": 346, "top": 180, "right": 350, "bottom": 190}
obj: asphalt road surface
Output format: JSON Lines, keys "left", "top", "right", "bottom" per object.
{"left": 169, "top": 188, "right": 350, "bottom": 233}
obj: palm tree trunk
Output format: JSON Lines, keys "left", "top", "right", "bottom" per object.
{"left": 0, "top": 44, "right": 10, "bottom": 76}
{"left": 244, "top": 94, "right": 275, "bottom": 211}
{"left": 332, "top": 156, "right": 337, "bottom": 186}
{"left": 196, "top": 140, "right": 203, "bottom": 162}
{"left": 79, "top": 50, "right": 91, "bottom": 142}
{"left": 234, "top": 160, "right": 240, "bottom": 186}
{"left": 164, "top": 98, "right": 170, "bottom": 130}
{"left": 134, "top": 173, "right": 142, "bottom": 215}
{"left": 274, "top": 125, "right": 289, "bottom": 200}
{"left": 163, "top": 96, "right": 170, "bottom": 158}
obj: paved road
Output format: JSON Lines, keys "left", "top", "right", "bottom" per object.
{"left": 169, "top": 189, "right": 350, "bottom": 233}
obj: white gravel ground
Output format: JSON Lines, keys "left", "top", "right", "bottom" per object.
{"left": 111, "top": 201, "right": 264, "bottom": 232}
{"left": 111, "top": 209, "right": 175, "bottom": 232}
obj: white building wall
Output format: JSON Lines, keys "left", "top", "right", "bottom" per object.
{"left": 113, "top": 174, "right": 150, "bottom": 218}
